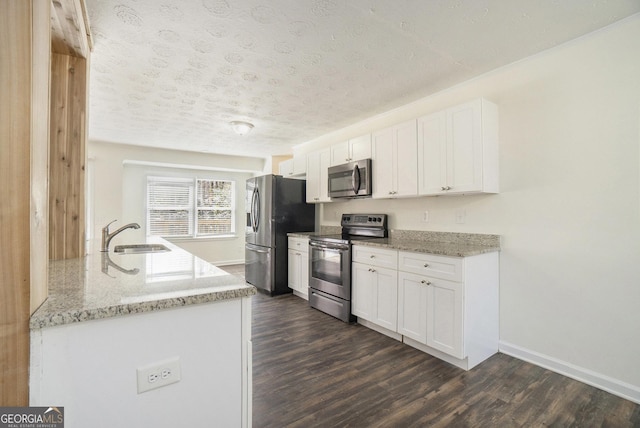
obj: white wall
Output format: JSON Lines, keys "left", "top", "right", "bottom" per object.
{"left": 297, "top": 16, "right": 640, "bottom": 401}
{"left": 88, "top": 141, "right": 264, "bottom": 264}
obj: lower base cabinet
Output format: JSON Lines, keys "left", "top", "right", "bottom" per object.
{"left": 288, "top": 237, "right": 309, "bottom": 299}
{"left": 353, "top": 245, "right": 499, "bottom": 370}
{"left": 398, "top": 271, "right": 464, "bottom": 359}
{"left": 352, "top": 262, "right": 398, "bottom": 332}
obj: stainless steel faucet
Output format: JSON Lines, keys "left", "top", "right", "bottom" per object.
{"left": 101, "top": 220, "right": 140, "bottom": 252}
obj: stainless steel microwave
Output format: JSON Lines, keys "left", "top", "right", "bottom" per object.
{"left": 327, "top": 159, "right": 372, "bottom": 198}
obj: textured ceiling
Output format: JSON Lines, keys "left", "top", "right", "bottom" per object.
{"left": 86, "top": 0, "right": 640, "bottom": 158}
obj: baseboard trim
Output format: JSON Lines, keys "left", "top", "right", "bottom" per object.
{"left": 499, "top": 341, "right": 640, "bottom": 405}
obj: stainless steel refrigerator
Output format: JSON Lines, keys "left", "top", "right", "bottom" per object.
{"left": 245, "top": 174, "right": 315, "bottom": 295}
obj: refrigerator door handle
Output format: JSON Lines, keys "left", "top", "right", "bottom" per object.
{"left": 245, "top": 243, "right": 270, "bottom": 254}
{"left": 252, "top": 187, "right": 260, "bottom": 232}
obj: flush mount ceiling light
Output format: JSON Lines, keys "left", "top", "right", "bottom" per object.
{"left": 229, "top": 121, "right": 254, "bottom": 136}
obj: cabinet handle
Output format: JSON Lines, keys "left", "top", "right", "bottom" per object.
{"left": 423, "top": 263, "right": 429, "bottom": 268}
{"left": 370, "top": 255, "right": 375, "bottom": 258}
{"left": 296, "top": 252, "right": 301, "bottom": 256}
{"left": 314, "top": 197, "right": 319, "bottom": 201}
{"left": 420, "top": 280, "right": 432, "bottom": 285}
{"left": 368, "top": 268, "right": 376, "bottom": 272}
{"left": 441, "top": 186, "right": 446, "bottom": 191}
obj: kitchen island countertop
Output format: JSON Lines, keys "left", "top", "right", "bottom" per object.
{"left": 30, "top": 238, "right": 255, "bottom": 329}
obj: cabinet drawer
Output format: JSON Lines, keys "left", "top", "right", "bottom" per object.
{"left": 352, "top": 245, "right": 397, "bottom": 269}
{"left": 398, "top": 251, "right": 462, "bottom": 282}
{"left": 288, "top": 237, "right": 309, "bottom": 253}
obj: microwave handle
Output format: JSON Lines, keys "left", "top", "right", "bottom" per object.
{"left": 352, "top": 164, "right": 361, "bottom": 194}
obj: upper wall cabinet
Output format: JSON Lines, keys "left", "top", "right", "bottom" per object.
{"left": 292, "top": 154, "right": 306, "bottom": 176}
{"left": 278, "top": 159, "right": 293, "bottom": 177}
{"left": 372, "top": 120, "right": 418, "bottom": 199}
{"left": 306, "top": 148, "right": 331, "bottom": 203}
{"left": 330, "top": 134, "right": 371, "bottom": 166}
{"left": 279, "top": 155, "right": 306, "bottom": 177}
{"left": 417, "top": 99, "right": 499, "bottom": 196}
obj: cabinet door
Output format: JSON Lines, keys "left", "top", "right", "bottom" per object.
{"left": 300, "top": 249, "right": 309, "bottom": 293}
{"left": 372, "top": 121, "right": 417, "bottom": 199}
{"left": 306, "top": 149, "right": 331, "bottom": 203}
{"left": 306, "top": 151, "right": 320, "bottom": 203}
{"left": 447, "top": 100, "right": 483, "bottom": 194}
{"left": 287, "top": 249, "right": 301, "bottom": 291}
{"left": 373, "top": 265, "right": 398, "bottom": 331}
{"left": 330, "top": 141, "right": 350, "bottom": 166}
{"left": 394, "top": 119, "right": 418, "bottom": 197}
{"left": 352, "top": 262, "right": 375, "bottom": 321}
{"left": 417, "top": 111, "right": 447, "bottom": 195}
{"left": 292, "top": 154, "right": 306, "bottom": 175}
{"left": 371, "top": 128, "right": 395, "bottom": 198}
{"left": 397, "top": 272, "right": 428, "bottom": 343}
{"left": 426, "top": 277, "right": 464, "bottom": 359}
{"left": 279, "top": 159, "right": 294, "bottom": 177}
{"left": 349, "top": 134, "right": 371, "bottom": 161}
{"left": 317, "top": 148, "right": 331, "bottom": 202}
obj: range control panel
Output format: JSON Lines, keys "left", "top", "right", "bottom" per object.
{"left": 341, "top": 213, "right": 387, "bottom": 228}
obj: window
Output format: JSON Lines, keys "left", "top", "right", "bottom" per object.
{"left": 146, "top": 176, "right": 235, "bottom": 238}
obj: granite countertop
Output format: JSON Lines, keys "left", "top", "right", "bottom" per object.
{"left": 291, "top": 228, "right": 501, "bottom": 257}
{"left": 30, "top": 238, "right": 255, "bottom": 330}
{"left": 354, "top": 230, "right": 501, "bottom": 257}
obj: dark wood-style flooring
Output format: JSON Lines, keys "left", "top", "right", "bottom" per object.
{"left": 221, "top": 264, "right": 640, "bottom": 427}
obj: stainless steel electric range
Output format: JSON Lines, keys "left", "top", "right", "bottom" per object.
{"left": 308, "top": 214, "right": 388, "bottom": 322}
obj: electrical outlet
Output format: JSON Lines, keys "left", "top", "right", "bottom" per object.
{"left": 455, "top": 209, "right": 466, "bottom": 224}
{"left": 137, "top": 357, "right": 181, "bottom": 394}
{"left": 422, "top": 211, "right": 429, "bottom": 223}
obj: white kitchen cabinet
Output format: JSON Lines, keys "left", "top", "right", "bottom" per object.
{"left": 397, "top": 250, "right": 499, "bottom": 370}
{"left": 292, "top": 154, "right": 306, "bottom": 176}
{"left": 417, "top": 98, "right": 499, "bottom": 195}
{"left": 278, "top": 159, "right": 293, "bottom": 177}
{"left": 279, "top": 155, "right": 306, "bottom": 177}
{"left": 397, "top": 271, "right": 463, "bottom": 358}
{"left": 352, "top": 246, "right": 398, "bottom": 332}
{"left": 352, "top": 243, "right": 499, "bottom": 370}
{"left": 306, "top": 148, "right": 331, "bottom": 203}
{"left": 288, "top": 237, "right": 309, "bottom": 299}
{"left": 371, "top": 119, "right": 418, "bottom": 199}
{"left": 397, "top": 271, "right": 428, "bottom": 343}
{"left": 330, "top": 134, "right": 372, "bottom": 166}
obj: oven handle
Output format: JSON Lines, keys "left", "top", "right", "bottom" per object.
{"left": 309, "top": 240, "right": 349, "bottom": 251}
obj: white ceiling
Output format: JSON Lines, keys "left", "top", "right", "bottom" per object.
{"left": 86, "top": 0, "right": 640, "bottom": 158}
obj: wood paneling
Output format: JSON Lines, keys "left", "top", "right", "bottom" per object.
{"left": 49, "top": 53, "right": 87, "bottom": 260}
{"left": 1, "top": 0, "right": 50, "bottom": 406}
{"left": 50, "top": 0, "right": 92, "bottom": 58}
{"left": 249, "top": 290, "right": 640, "bottom": 427}
{"left": 31, "top": 0, "right": 52, "bottom": 314}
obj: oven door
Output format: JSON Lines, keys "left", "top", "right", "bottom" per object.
{"left": 309, "top": 240, "right": 351, "bottom": 299}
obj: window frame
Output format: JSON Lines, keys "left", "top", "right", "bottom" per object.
{"left": 146, "top": 176, "right": 236, "bottom": 239}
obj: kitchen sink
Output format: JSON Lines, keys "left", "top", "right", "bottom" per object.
{"left": 113, "top": 244, "right": 171, "bottom": 254}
